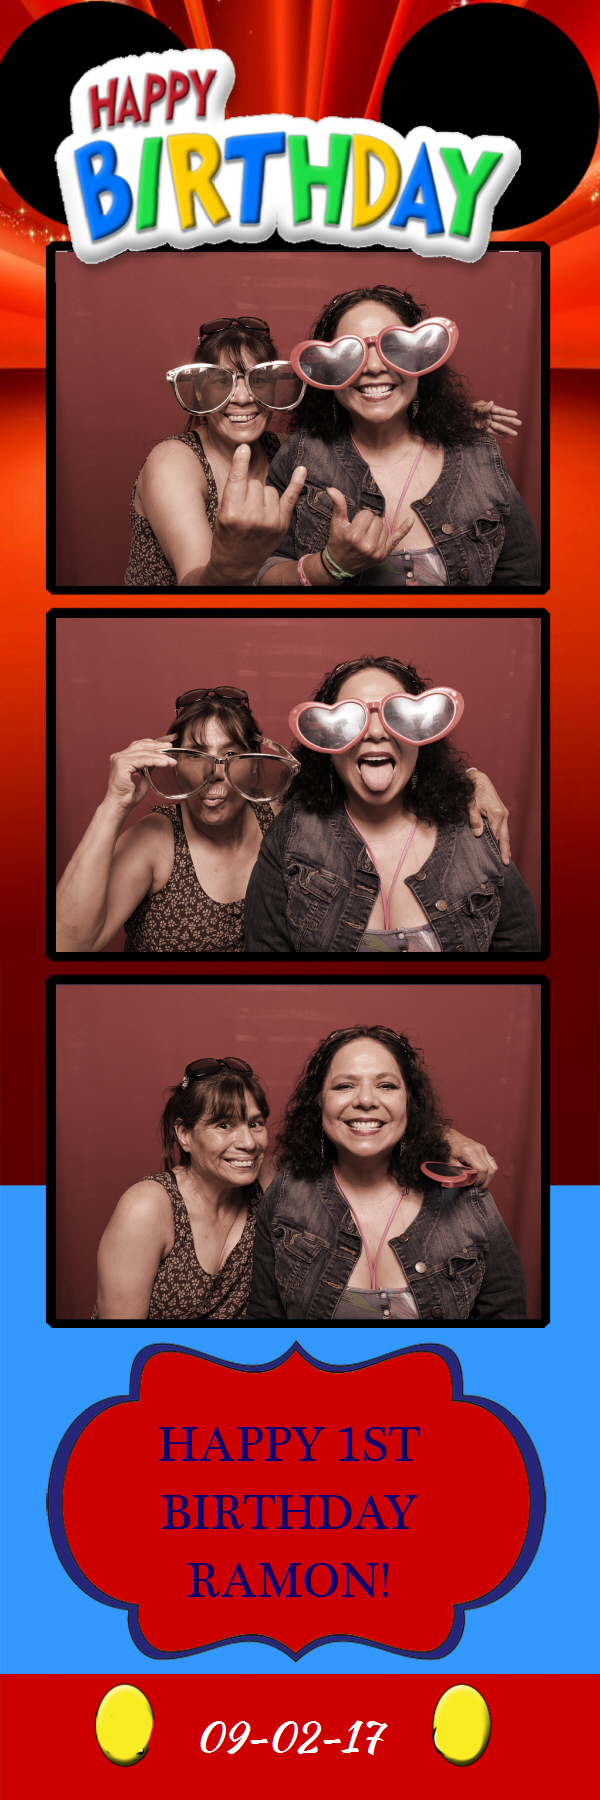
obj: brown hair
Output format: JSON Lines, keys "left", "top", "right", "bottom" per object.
{"left": 160, "top": 1067, "right": 270, "bottom": 1170}
{"left": 168, "top": 694, "right": 263, "bottom": 755}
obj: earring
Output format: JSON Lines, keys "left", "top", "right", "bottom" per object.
{"left": 410, "top": 769, "right": 418, "bottom": 790}
{"left": 321, "top": 1130, "right": 326, "bottom": 1166}
{"left": 410, "top": 396, "right": 420, "bottom": 419}
{"left": 332, "top": 395, "right": 339, "bottom": 426}
{"left": 329, "top": 761, "right": 335, "bottom": 795}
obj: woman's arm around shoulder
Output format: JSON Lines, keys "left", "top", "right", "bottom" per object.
{"left": 470, "top": 1189, "right": 528, "bottom": 1320}
{"left": 245, "top": 1173, "right": 288, "bottom": 1320}
{"left": 96, "top": 1179, "right": 173, "bottom": 1320}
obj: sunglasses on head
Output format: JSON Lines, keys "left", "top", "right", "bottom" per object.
{"left": 166, "top": 361, "right": 306, "bottom": 415}
{"left": 181, "top": 1055, "right": 254, "bottom": 1089}
{"left": 289, "top": 319, "right": 458, "bottom": 389}
{"left": 199, "top": 316, "right": 271, "bottom": 340}
{"left": 289, "top": 689, "right": 464, "bottom": 753}
{"left": 175, "top": 687, "right": 250, "bottom": 714}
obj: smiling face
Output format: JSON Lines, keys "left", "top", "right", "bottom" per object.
{"left": 321, "top": 1039, "right": 408, "bottom": 1164}
{"left": 177, "top": 714, "right": 250, "bottom": 827}
{"left": 333, "top": 302, "right": 419, "bottom": 429}
{"left": 176, "top": 1098, "right": 269, "bottom": 1189}
{"left": 332, "top": 669, "right": 419, "bottom": 809}
{"left": 201, "top": 347, "right": 270, "bottom": 449}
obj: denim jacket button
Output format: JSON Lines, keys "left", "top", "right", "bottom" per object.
{"left": 432, "top": 1305, "right": 443, "bottom": 1317}
{"left": 421, "top": 496, "right": 432, "bottom": 506}
{"left": 435, "top": 900, "right": 448, "bottom": 911}
{"left": 414, "top": 870, "right": 426, "bottom": 881}
{"left": 415, "top": 1261, "right": 427, "bottom": 1273}
{"left": 441, "top": 523, "right": 453, "bottom": 534}
{"left": 459, "top": 567, "right": 469, "bottom": 578}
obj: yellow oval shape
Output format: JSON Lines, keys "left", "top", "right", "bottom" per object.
{"left": 95, "top": 1684, "right": 154, "bottom": 1767}
{"left": 433, "top": 1684, "right": 491, "bottom": 1766}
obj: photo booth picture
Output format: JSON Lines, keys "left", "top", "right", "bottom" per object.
{"left": 54, "top": 248, "right": 543, "bottom": 590}
{"left": 54, "top": 982, "right": 543, "bottom": 1325}
{"left": 54, "top": 615, "right": 543, "bottom": 959}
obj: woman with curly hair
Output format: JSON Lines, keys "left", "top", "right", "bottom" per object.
{"left": 246, "top": 1025, "right": 526, "bottom": 1322}
{"left": 256, "top": 284, "right": 539, "bottom": 589}
{"left": 244, "top": 656, "right": 540, "bottom": 955}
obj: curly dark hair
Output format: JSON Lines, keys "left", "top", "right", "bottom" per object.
{"left": 286, "top": 656, "right": 475, "bottom": 827}
{"left": 289, "top": 284, "right": 480, "bottom": 447}
{"left": 160, "top": 1066, "right": 270, "bottom": 1171}
{"left": 183, "top": 320, "right": 280, "bottom": 435}
{"left": 275, "top": 1025, "right": 452, "bottom": 1189}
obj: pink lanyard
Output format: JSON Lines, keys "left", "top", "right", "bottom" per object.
{"left": 349, "top": 433, "right": 425, "bottom": 534}
{"left": 334, "top": 1168, "right": 407, "bottom": 1291}
{"left": 345, "top": 807, "right": 418, "bottom": 929}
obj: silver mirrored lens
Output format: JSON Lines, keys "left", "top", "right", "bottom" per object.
{"left": 380, "top": 324, "right": 449, "bottom": 373}
{"left": 298, "top": 339, "right": 364, "bottom": 387}
{"left": 248, "top": 364, "right": 304, "bottom": 410}
{"left": 173, "top": 367, "right": 235, "bottom": 414}
{"left": 382, "top": 693, "right": 456, "bottom": 742}
{"left": 296, "top": 702, "right": 366, "bottom": 750}
{"left": 147, "top": 751, "right": 214, "bottom": 799}
{"left": 227, "top": 755, "right": 293, "bottom": 801}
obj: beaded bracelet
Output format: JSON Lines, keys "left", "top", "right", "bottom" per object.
{"left": 297, "top": 554, "right": 312, "bottom": 587}
{"left": 322, "top": 544, "right": 353, "bottom": 580}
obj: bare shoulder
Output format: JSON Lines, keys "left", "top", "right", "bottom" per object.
{"left": 107, "top": 1179, "right": 172, "bottom": 1235}
{"left": 113, "top": 809, "right": 175, "bottom": 881}
{"left": 138, "top": 437, "right": 208, "bottom": 502}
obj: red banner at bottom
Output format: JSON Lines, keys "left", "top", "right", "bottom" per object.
{"left": 1, "top": 1675, "right": 597, "bottom": 1798}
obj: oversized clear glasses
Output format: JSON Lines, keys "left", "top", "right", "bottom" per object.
{"left": 144, "top": 744, "right": 300, "bottom": 804}
{"left": 166, "top": 361, "right": 306, "bottom": 415}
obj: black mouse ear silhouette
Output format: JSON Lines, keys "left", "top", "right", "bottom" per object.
{"left": 0, "top": 3, "right": 185, "bottom": 224}
{"left": 380, "top": 5, "right": 599, "bottom": 230}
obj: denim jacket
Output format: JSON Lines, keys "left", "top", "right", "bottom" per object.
{"left": 259, "top": 430, "right": 541, "bottom": 588}
{"left": 243, "top": 802, "right": 540, "bottom": 956}
{"left": 246, "top": 1166, "right": 527, "bottom": 1321}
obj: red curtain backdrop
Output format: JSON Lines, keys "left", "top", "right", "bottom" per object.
{"left": 53, "top": 247, "right": 542, "bottom": 586}
{"left": 54, "top": 981, "right": 542, "bottom": 1320}
{"left": 54, "top": 613, "right": 542, "bottom": 949}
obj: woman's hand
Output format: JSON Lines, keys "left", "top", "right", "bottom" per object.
{"left": 467, "top": 769, "right": 511, "bottom": 865}
{"left": 207, "top": 445, "right": 308, "bottom": 583}
{"left": 446, "top": 1129, "right": 498, "bottom": 1189}
{"left": 324, "top": 489, "right": 411, "bottom": 575}
{"left": 472, "top": 400, "right": 522, "bottom": 438}
{"left": 104, "top": 738, "right": 178, "bottom": 814}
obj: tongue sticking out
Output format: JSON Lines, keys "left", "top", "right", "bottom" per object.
{"left": 359, "top": 759, "right": 395, "bottom": 792}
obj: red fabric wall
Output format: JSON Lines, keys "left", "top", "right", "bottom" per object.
{"left": 54, "top": 247, "right": 542, "bottom": 586}
{"left": 54, "top": 981, "right": 542, "bottom": 1320}
{"left": 54, "top": 613, "right": 542, "bottom": 950}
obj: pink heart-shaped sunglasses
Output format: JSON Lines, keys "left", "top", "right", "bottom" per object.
{"left": 289, "top": 689, "right": 464, "bottom": 753}
{"left": 289, "top": 319, "right": 458, "bottom": 389}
